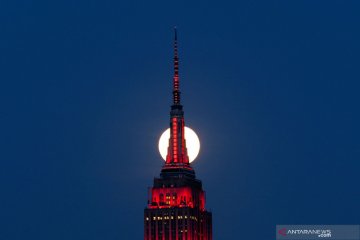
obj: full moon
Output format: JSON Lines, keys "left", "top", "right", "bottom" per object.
{"left": 158, "top": 127, "right": 200, "bottom": 163}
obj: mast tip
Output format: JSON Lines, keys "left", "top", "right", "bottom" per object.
{"left": 174, "top": 27, "right": 177, "bottom": 40}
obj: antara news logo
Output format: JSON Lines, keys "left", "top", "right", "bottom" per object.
{"left": 278, "top": 227, "right": 332, "bottom": 238}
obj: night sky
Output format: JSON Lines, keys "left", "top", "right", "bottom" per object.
{"left": 1, "top": 1, "right": 360, "bottom": 239}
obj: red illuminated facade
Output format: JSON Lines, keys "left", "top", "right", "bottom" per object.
{"left": 144, "top": 29, "right": 212, "bottom": 240}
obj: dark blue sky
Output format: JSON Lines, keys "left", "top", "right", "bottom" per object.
{"left": 1, "top": 1, "right": 359, "bottom": 239}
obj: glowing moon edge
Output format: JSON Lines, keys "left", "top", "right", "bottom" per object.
{"left": 158, "top": 127, "right": 200, "bottom": 163}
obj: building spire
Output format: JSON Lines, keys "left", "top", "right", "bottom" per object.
{"left": 173, "top": 27, "right": 180, "bottom": 105}
{"left": 163, "top": 28, "right": 192, "bottom": 171}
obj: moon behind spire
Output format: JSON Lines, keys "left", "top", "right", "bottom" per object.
{"left": 159, "top": 127, "right": 200, "bottom": 163}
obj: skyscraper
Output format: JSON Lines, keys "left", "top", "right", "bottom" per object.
{"left": 144, "top": 29, "right": 213, "bottom": 240}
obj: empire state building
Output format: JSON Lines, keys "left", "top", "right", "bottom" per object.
{"left": 144, "top": 29, "right": 213, "bottom": 240}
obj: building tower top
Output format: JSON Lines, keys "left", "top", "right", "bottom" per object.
{"left": 144, "top": 30, "right": 212, "bottom": 240}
